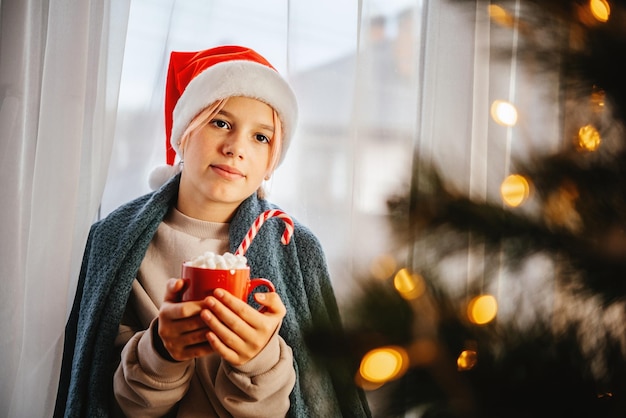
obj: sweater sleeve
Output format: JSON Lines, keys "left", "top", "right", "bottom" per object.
{"left": 113, "top": 319, "right": 195, "bottom": 417}
{"left": 212, "top": 331, "right": 295, "bottom": 418}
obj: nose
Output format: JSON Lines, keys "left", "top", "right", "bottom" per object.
{"left": 222, "top": 131, "right": 246, "bottom": 158}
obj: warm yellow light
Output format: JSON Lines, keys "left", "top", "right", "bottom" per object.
{"left": 590, "top": 0, "right": 610, "bottom": 22}
{"left": 370, "top": 254, "right": 397, "bottom": 280}
{"left": 488, "top": 5, "right": 515, "bottom": 27}
{"left": 359, "top": 346, "right": 409, "bottom": 383}
{"left": 393, "top": 268, "right": 425, "bottom": 300}
{"left": 457, "top": 349, "right": 478, "bottom": 371}
{"left": 578, "top": 124, "right": 601, "bottom": 151}
{"left": 490, "top": 100, "right": 518, "bottom": 127}
{"left": 500, "top": 174, "right": 530, "bottom": 207}
{"left": 467, "top": 294, "right": 498, "bottom": 325}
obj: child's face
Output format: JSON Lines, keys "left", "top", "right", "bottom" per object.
{"left": 178, "top": 96, "right": 274, "bottom": 221}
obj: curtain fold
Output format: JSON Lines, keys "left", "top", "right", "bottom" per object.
{"left": 0, "top": 1, "right": 130, "bottom": 416}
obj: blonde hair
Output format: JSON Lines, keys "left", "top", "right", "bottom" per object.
{"left": 178, "top": 98, "right": 284, "bottom": 199}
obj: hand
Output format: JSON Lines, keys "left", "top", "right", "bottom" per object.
{"left": 157, "top": 278, "right": 214, "bottom": 361}
{"left": 200, "top": 288, "right": 286, "bottom": 366}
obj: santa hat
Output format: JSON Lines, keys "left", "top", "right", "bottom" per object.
{"left": 149, "top": 45, "right": 298, "bottom": 190}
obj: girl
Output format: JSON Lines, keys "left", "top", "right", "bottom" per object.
{"left": 54, "top": 45, "right": 371, "bottom": 418}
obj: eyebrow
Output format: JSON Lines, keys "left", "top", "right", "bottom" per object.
{"left": 217, "top": 109, "right": 275, "bottom": 133}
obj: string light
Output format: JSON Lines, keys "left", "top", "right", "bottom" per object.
{"left": 467, "top": 294, "right": 498, "bottom": 325}
{"left": 577, "top": 124, "right": 601, "bottom": 151}
{"left": 457, "top": 349, "right": 478, "bottom": 371}
{"left": 488, "top": 4, "right": 515, "bottom": 28}
{"left": 589, "top": 0, "right": 610, "bottom": 22}
{"left": 359, "top": 346, "right": 409, "bottom": 384}
{"left": 491, "top": 100, "right": 518, "bottom": 127}
{"left": 500, "top": 174, "right": 530, "bottom": 207}
{"left": 393, "top": 268, "right": 426, "bottom": 300}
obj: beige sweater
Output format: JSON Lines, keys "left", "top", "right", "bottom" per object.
{"left": 113, "top": 208, "right": 296, "bottom": 417}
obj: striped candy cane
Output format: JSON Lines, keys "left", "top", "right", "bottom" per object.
{"left": 235, "top": 209, "right": 294, "bottom": 256}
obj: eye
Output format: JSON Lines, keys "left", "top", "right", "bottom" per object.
{"left": 210, "top": 119, "right": 230, "bottom": 129}
{"left": 255, "top": 133, "right": 270, "bottom": 144}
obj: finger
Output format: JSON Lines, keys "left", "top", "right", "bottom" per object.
{"left": 158, "top": 314, "right": 215, "bottom": 361}
{"left": 205, "top": 329, "right": 242, "bottom": 364}
{"left": 166, "top": 336, "right": 215, "bottom": 361}
{"left": 160, "top": 298, "right": 206, "bottom": 321}
{"left": 214, "top": 288, "right": 285, "bottom": 324}
{"left": 160, "top": 310, "right": 208, "bottom": 334}
{"left": 200, "top": 298, "right": 260, "bottom": 365}
{"left": 210, "top": 289, "right": 284, "bottom": 335}
{"left": 158, "top": 306, "right": 210, "bottom": 342}
{"left": 253, "top": 292, "right": 286, "bottom": 317}
{"left": 201, "top": 291, "right": 250, "bottom": 342}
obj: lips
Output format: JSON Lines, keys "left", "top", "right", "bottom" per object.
{"left": 211, "top": 164, "right": 244, "bottom": 179}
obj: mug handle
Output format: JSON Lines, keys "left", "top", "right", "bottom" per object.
{"left": 248, "top": 278, "right": 276, "bottom": 311}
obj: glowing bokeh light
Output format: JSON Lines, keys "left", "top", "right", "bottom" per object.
{"left": 490, "top": 100, "right": 518, "bottom": 127}
{"left": 590, "top": 0, "right": 610, "bottom": 22}
{"left": 370, "top": 253, "right": 397, "bottom": 280}
{"left": 359, "top": 346, "right": 409, "bottom": 384}
{"left": 488, "top": 5, "right": 515, "bottom": 27}
{"left": 467, "top": 294, "right": 498, "bottom": 325}
{"left": 500, "top": 174, "right": 530, "bottom": 207}
{"left": 457, "top": 349, "right": 478, "bottom": 371}
{"left": 578, "top": 124, "right": 601, "bottom": 151}
{"left": 393, "top": 268, "right": 426, "bottom": 300}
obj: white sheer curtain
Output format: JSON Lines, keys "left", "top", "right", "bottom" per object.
{"left": 0, "top": 0, "right": 130, "bottom": 416}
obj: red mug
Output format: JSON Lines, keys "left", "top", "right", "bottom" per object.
{"left": 180, "top": 263, "right": 275, "bottom": 304}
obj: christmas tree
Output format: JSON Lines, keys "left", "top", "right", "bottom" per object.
{"left": 306, "top": 1, "right": 626, "bottom": 416}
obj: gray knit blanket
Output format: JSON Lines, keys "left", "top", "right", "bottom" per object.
{"left": 54, "top": 174, "right": 371, "bottom": 418}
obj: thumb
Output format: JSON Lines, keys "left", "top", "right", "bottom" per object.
{"left": 254, "top": 292, "right": 285, "bottom": 316}
{"left": 164, "top": 278, "right": 186, "bottom": 303}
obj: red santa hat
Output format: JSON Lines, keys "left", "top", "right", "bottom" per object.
{"left": 149, "top": 45, "right": 298, "bottom": 190}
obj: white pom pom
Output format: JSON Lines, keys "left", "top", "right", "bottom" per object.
{"left": 148, "top": 164, "right": 181, "bottom": 190}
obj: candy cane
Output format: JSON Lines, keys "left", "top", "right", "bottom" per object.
{"left": 235, "top": 209, "right": 294, "bottom": 256}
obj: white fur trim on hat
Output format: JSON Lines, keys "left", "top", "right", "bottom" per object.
{"left": 148, "top": 163, "right": 182, "bottom": 191}
{"left": 170, "top": 60, "right": 298, "bottom": 165}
